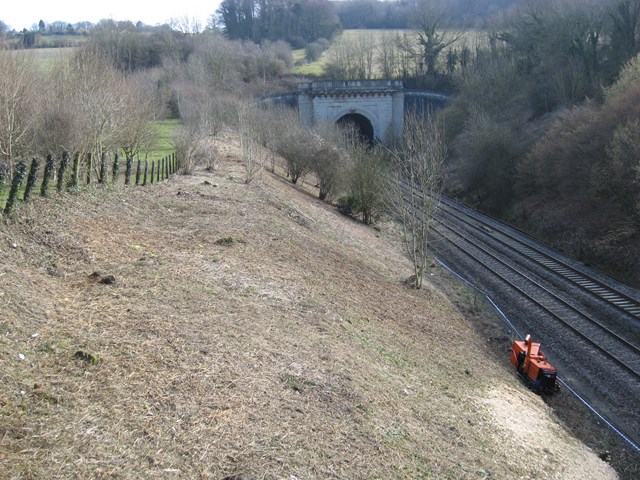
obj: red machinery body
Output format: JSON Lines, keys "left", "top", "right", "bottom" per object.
{"left": 510, "top": 334, "right": 558, "bottom": 393}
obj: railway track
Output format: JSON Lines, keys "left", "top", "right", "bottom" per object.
{"left": 421, "top": 194, "right": 640, "bottom": 449}
{"left": 437, "top": 196, "right": 640, "bottom": 320}
{"left": 431, "top": 217, "right": 640, "bottom": 380}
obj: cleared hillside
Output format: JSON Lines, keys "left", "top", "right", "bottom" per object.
{"left": 0, "top": 135, "right": 618, "bottom": 479}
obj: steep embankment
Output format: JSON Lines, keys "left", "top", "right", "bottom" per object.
{"left": 0, "top": 138, "right": 617, "bottom": 479}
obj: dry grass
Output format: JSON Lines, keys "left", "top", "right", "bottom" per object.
{"left": 0, "top": 134, "right": 618, "bottom": 479}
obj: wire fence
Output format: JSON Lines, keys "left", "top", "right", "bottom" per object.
{"left": 0, "top": 152, "right": 179, "bottom": 218}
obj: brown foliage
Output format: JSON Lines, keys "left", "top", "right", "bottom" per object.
{"left": 521, "top": 83, "right": 640, "bottom": 199}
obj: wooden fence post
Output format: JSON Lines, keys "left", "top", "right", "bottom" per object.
{"left": 150, "top": 161, "right": 155, "bottom": 184}
{"left": 4, "top": 160, "right": 27, "bottom": 215}
{"left": 41, "top": 154, "right": 55, "bottom": 196}
{"left": 112, "top": 151, "right": 120, "bottom": 184}
{"left": 23, "top": 157, "right": 40, "bottom": 202}
{"left": 125, "top": 156, "right": 133, "bottom": 185}
{"left": 135, "top": 158, "right": 142, "bottom": 185}
{"left": 143, "top": 160, "right": 148, "bottom": 186}
{"left": 99, "top": 152, "right": 107, "bottom": 184}
{"left": 68, "top": 152, "right": 80, "bottom": 192}
{"left": 164, "top": 157, "right": 168, "bottom": 179}
{"left": 156, "top": 159, "right": 160, "bottom": 182}
{"left": 86, "top": 153, "right": 92, "bottom": 185}
{"left": 57, "top": 151, "right": 69, "bottom": 193}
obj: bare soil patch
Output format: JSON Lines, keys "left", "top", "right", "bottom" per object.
{"left": 0, "top": 138, "right": 618, "bottom": 479}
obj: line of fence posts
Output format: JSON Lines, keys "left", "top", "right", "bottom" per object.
{"left": 2, "top": 151, "right": 180, "bottom": 217}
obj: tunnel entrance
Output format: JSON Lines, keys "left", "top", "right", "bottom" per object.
{"left": 336, "top": 113, "right": 374, "bottom": 144}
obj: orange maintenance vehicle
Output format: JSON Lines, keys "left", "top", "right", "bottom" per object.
{"left": 510, "top": 334, "right": 558, "bottom": 394}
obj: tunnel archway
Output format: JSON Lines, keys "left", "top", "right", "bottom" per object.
{"left": 336, "top": 113, "right": 374, "bottom": 144}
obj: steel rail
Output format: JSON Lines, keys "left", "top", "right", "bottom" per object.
{"left": 431, "top": 219, "right": 640, "bottom": 380}
{"left": 438, "top": 195, "right": 640, "bottom": 320}
{"left": 434, "top": 257, "right": 640, "bottom": 454}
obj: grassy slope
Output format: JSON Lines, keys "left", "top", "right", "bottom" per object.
{"left": 0, "top": 135, "right": 620, "bottom": 479}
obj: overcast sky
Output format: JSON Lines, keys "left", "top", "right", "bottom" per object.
{"left": 2, "top": 1, "right": 223, "bottom": 31}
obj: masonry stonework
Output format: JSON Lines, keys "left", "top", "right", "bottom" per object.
{"left": 297, "top": 80, "right": 404, "bottom": 145}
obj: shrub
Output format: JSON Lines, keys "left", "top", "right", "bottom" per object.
{"left": 346, "top": 142, "right": 388, "bottom": 225}
{"left": 309, "top": 123, "right": 349, "bottom": 201}
{"left": 305, "top": 38, "right": 329, "bottom": 62}
{"left": 172, "top": 127, "right": 209, "bottom": 175}
{"left": 335, "top": 194, "right": 359, "bottom": 216}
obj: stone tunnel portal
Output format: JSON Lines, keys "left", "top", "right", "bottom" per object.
{"left": 297, "top": 80, "right": 405, "bottom": 145}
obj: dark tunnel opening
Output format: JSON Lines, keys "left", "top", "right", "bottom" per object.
{"left": 336, "top": 113, "right": 374, "bottom": 144}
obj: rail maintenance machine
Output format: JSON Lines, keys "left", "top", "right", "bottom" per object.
{"left": 510, "top": 334, "right": 558, "bottom": 394}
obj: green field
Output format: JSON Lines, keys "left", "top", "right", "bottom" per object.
{"left": 292, "top": 47, "right": 328, "bottom": 76}
{"left": 292, "top": 29, "right": 489, "bottom": 77}
{"left": 292, "top": 30, "right": 415, "bottom": 76}
{"left": 149, "top": 119, "right": 180, "bottom": 162}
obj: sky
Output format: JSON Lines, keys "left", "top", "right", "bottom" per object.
{"left": 2, "top": 1, "right": 223, "bottom": 31}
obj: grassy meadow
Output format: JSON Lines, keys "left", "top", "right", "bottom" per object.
{"left": 148, "top": 118, "right": 180, "bottom": 162}
{"left": 292, "top": 28, "right": 490, "bottom": 77}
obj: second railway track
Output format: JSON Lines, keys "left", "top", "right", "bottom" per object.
{"left": 437, "top": 196, "right": 640, "bottom": 320}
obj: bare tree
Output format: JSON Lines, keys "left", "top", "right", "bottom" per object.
{"left": 394, "top": 32, "right": 422, "bottom": 79}
{"left": 253, "top": 103, "right": 294, "bottom": 174}
{"left": 66, "top": 50, "right": 132, "bottom": 165}
{"left": 36, "top": 62, "right": 81, "bottom": 158}
{"left": 116, "top": 74, "right": 158, "bottom": 161}
{"left": 0, "top": 50, "right": 40, "bottom": 174}
{"left": 377, "top": 32, "right": 400, "bottom": 79}
{"left": 170, "top": 16, "right": 203, "bottom": 34}
{"left": 415, "top": 2, "right": 463, "bottom": 76}
{"left": 325, "top": 33, "right": 378, "bottom": 80}
{"left": 310, "top": 122, "right": 350, "bottom": 201}
{"left": 238, "top": 101, "right": 263, "bottom": 183}
{"left": 257, "top": 106, "right": 314, "bottom": 184}
{"left": 278, "top": 127, "right": 312, "bottom": 185}
{"left": 387, "top": 111, "right": 446, "bottom": 289}
{"left": 172, "top": 126, "right": 208, "bottom": 175}
{"left": 183, "top": 33, "right": 243, "bottom": 91}
{"left": 173, "top": 83, "right": 234, "bottom": 171}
